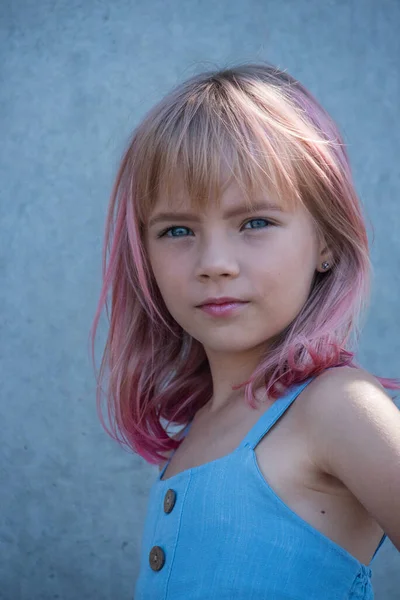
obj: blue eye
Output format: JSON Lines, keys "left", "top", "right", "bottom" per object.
{"left": 158, "top": 226, "right": 193, "bottom": 238}
{"left": 242, "top": 218, "right": 271, "bottom": 230}
{"left": 158, "top": 218, "right": 271, "bottom": 239}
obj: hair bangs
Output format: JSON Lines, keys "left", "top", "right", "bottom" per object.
{"left": 135, "top": 81, "right": 301, "bottom": 224}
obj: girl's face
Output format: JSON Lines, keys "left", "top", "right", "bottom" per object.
{"left": 145, "top": 179, "right": 325, "bottom": 360}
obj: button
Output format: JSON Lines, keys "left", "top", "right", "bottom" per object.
{"left": 149, "top": 546, "right": 165, "bottom": 571}
{"left": 163, "top": 489, "right": 176, "bottom": 514}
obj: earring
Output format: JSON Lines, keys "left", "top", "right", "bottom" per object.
{"left": 321, "top": 261, "right": 330, "bottom": 270}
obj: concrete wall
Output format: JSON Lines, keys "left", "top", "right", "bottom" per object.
{"left": 1, "top": 0, "right": 399, "bottom": 598}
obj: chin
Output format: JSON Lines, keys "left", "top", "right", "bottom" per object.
{"left": 200, "top": 336, "right": 268, "bottom": 354}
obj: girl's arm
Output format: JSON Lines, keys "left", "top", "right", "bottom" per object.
{"left": 304, "top": 366, "right": 400, "bottom": 551}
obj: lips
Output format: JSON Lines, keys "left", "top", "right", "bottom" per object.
{"left": 197, "top": 297, "right": 247, "bottom": 307}
{"left": 197, "top": 300, "right": 249, "bottom": 317}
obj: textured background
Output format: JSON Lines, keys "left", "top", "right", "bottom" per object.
{"left": 1, "top": 0, "right": 399, "bottom": 598}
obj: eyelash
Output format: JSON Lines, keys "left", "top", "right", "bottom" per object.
{"left": 157, "top": 218, "right": 274, "bottom": 239}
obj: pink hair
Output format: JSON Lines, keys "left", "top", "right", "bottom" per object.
{"left": 90, "top": 63, "right": 400, "bottom": 465}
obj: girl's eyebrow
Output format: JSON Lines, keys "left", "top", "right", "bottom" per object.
{"left": 148, "top": 201, "right": 285, "bottom": 227}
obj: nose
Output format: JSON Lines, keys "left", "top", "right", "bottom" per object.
{"left": 195, "top": 235, "right": 240, "bottom": 281}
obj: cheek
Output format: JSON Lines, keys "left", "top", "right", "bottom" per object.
{"left": 151, "top": 257, "right": 188, "bottom": 312}
{"left": 254, "top": 246, "right": 315, "bottom": 309}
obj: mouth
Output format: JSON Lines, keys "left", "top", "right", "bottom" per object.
{"left": 196, "top": 297, "right": 248, "bottom": 307}
{"left": 196, "top": 300, "right": 250, "bottom": 317}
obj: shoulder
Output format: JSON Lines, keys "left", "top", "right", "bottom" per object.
{"left": 300, "top": 365, "right": 397, "bottom": 450}
{"left": 302, "top": 364, "right": 394, "bottom": 417}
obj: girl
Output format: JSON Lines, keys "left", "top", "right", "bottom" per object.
{"left": 91, "top": 63, "right": 400, "bottom": 599}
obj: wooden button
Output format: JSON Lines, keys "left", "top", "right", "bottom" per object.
{"left": 163, "top": 489, "right": 176, "bottom": 514}
{"left": 149, "top": 546, "right": 165, "bottom": 571}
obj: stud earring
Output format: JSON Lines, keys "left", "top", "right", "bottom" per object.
{"left": 321, "top": 261, "right": 330, "bottom": 270}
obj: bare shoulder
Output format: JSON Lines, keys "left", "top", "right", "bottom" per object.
{"left": 302, "top": 364, "right": 396, "bottom": 421}
{"left": 300, "top": 364, "right": 398, "bottom": 451}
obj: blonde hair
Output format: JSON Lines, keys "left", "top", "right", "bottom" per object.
{"left": 91, "top": 62, "right": 399, "bottom": 464}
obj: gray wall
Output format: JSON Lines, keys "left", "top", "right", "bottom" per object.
{"left": 1, "top": 1, "right": 399, "bottom": 598}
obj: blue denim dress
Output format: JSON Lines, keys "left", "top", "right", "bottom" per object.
{"left": 134, "top": 377, "right": 386, "bottom": 599}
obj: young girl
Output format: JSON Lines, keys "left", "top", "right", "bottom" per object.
{"left": 91, "top": 63, "right": 400, "bottom": 599}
